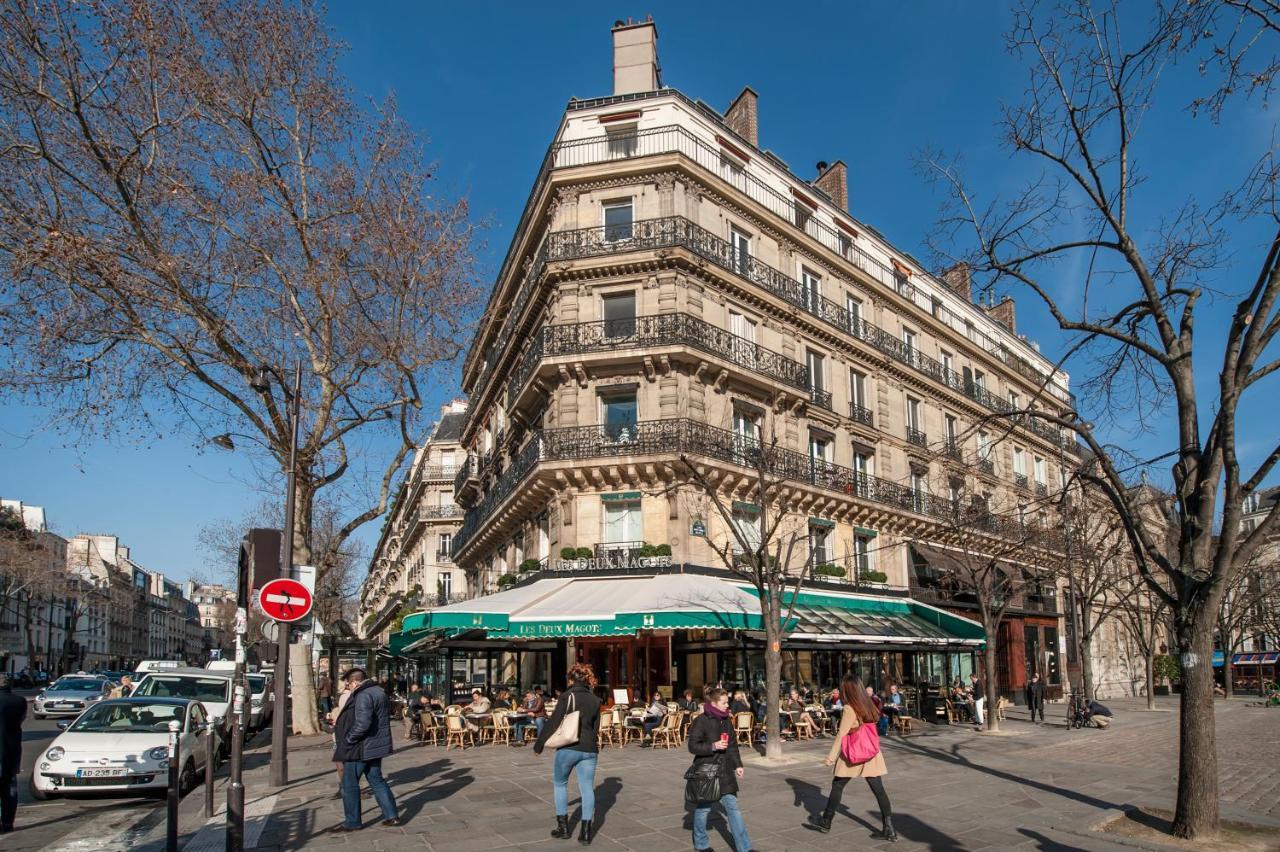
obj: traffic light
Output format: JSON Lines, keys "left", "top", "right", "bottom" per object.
{"left": 236, "top": 528, "right": 282, "bottom": 607}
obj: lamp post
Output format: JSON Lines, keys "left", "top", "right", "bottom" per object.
{"left": 252, "top": 363, "right": 302, "bottom": 788}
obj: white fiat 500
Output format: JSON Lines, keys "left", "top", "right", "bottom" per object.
{"left": 32, "top": 697, "right": 218, "bottom": 799}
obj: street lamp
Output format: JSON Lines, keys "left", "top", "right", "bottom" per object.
{"left": 250, "top": 362, "right": 302, "bottom": 788}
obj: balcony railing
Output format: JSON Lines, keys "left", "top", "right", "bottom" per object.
{"left": 810, "top": 387, "right": 833, "bottom": 411}
{"left": 507, "top": 311, "right": 809, "bottom": 408}
{"left": 907, "top": 428, "right": 928, "bottom": 448}
{"left": 452, "top": 457, "right": 474, "bottom": 496}
{"left": 1036, "top": 482, "right": 1048, "bottom": 497}
{"left": 849, "top": 403, "right": 874, "bottom": 428}
{"left": 978, "top": 458, "right": 995, "bottom": 475}
{"left": 1014, "top": 473, "right": 1029, "bottom": 490}
{"left": 943, "top": 439, "right": 963, "bottom": 461}
{"left": 452, "top": 418, "right": 1065, "bottom": 558}
{"left": 420, "top": 505, "right": 464, "bottom": 520}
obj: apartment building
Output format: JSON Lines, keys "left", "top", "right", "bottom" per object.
{"left": 398, "top": 20, "right": 1079, "bottom": 700}
{"left": 360, "top": 400, "right": 470, "bottom": 647}
{"left": 186, "top": 580, "right": 235, "bottom": 659}
{"left": 0, "top": 500, "right": 70, "bottom": 675}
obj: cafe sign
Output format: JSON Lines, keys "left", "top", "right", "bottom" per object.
{"left": 550, "top": 552, "right": 673, "bottom": 572}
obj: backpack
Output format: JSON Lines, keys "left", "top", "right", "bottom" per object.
{"left": 840, "top": 720, "right": 881, "bottom": 764}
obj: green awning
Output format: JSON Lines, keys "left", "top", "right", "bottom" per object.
{"left": 745, "top": 586, "right": 986, "bottom": 646}
{"left": 401, "top": 574, "right": 766, "bottom": 639}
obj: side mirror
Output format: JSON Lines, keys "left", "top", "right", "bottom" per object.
{"left": 56, "top": 721, "right": 71, "bottom": 730}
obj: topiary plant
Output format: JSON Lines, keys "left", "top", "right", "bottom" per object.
{"left": 575, "top": 547, "right": 593, "bottom": 560}
{"left": 560, "top": 547, "right": 578, "bottom": 560}
{"left": 655, "top": 543, "right": 672, "bottom": 557}
{"left": 496, "top": 573, "right": 518, "bottom": 588}
{"left": 858, "top": 569, "right": 888, "bottom": 584}
{"left": 814, "top": 563, "right": 846, "bottom": 577}
{"left": 519, "top": 558, "right": 541, "bottom": 573}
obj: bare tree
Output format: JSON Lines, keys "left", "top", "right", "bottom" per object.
{"left": 1114, "top": 578, "right": 1171, "bottom": 710}
{"left": 676, "top": 430, "right": 809, "bottom": 761}
{"left": 1216, "top": 557, "right": 1280, "bottom": 697}
{"left": 921, "top": 3, "right": 1280, "bottom": 836}
{"left": 0, "top": 1, "right": 478, "bottom": 734}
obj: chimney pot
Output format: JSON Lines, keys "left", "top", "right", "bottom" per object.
{"left": 813, "top": 159, "right": 849, "bottom": 212}
{"left": 816, "top": 160, "right": 828, "bottom": 174}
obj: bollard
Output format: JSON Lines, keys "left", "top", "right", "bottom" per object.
{"left": 227, "top": 682, "right": 246, "bottom": 851}
{"left": 167, "top": 719, "right": 182, "bottom": 852}
{"left": 204, "top": 717, "right": 217, "bottom": 819}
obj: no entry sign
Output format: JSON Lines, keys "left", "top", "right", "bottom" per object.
{"left": 258, "top": 577, "right": 313, "bottom": 623}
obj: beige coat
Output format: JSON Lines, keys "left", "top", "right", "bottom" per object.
{"left": 826, "top": 711, "right": 887, "bottom": 778}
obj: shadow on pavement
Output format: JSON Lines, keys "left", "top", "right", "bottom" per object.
{"left": 786, "top": 777, "right": 881, "bottom": 837}
{"left": 893, "top": 813, "right": 972, "bottom": 850}
{"left": 593, "top": 776, "right": 623, "bottom": 830}
{"left": 394, "top": 765, "right": 472, "bottom": 823}
{"left": 1017, "top": 827, "right": 1094, "bottom": 850}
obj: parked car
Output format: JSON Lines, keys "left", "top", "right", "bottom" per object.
{"left": 132, "top": 668, "right": 233, "bottom": 757}
{"left": 32, "top": 676, "right": 114, "bottom": 719}
{"left": 31, "top": 697, "right": 218, "bottom": 800}
{"left": 247, "top": 674, "right": 273, "bottom": 731}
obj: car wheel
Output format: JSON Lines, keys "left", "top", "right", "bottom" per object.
{"left": 179, "top": 759, "right": 197, "bottom": 796}
{"left": 29, "top": 775, "right": 53, "bottom": 801}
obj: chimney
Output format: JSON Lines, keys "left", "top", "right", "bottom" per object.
{"left": 941, "top": 262, "right": 972, "bottom": 300}
{"left": 611, "top": 18, "right": 661, "bottom": 96}
{"left": 813, "top": 160, "right": 848, "bottom": 211}
{"left": 724, "top": 86, "right": 759, "bottom": 147}
{"left": 985, "top": 295, "right": 1017, "bottom": 334}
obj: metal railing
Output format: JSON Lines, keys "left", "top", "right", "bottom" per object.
{"left": 506, "top": 311, "right": 809, "bottom": 407}
{"left": 810, "top": 387, "right": 833, "bottom": 411}
{"left": 943, "top": 439, "right": 963, "bottom": 461}
{"left": 978, "top": 458, "right": 996, "bottom": 475}
{"left": 452, "top": 457, "right": 474, "bottom": 496}
{"left": 907, "top": 428, "right": 928, "bottom": 448}
{"left": 849, "top": 403, "right": 874, "bottom": 428}
{"left": 420, "top": 505, "right": 464, "bottom": 520}
{"left": 1014, "top": 473, "right": 1029, "bottom": 490}
{"left": 451, "top": 417, "right": 1065, "bottom": 558}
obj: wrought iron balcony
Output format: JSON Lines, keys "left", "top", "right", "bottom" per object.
{"left": 978, "top": 458, "right": 996, "bottom": 476}
{"left": 1036, "top": 482, "right": 1048, "bottom": 497}
{"left": 1014, "top": 473, "right": 1029, "bottom": 490}
{"left": 451, "top": 417, "right": 1064, "bottom": 559}
{"left": 943, "top": 439, "right": 963, "bottom": 461}
{"left": 420, "top": 505, "right": 464, "bottom": 520}
{"left": 810, "top": 387, "right": 833, "bottom": 411}
{"left": 506, "top": 311, "right": 809, "bottom": 408}
{"left": 907, "top": 428, "right": 928, "bottom": 448}
{"left": 849, "top": 403, "right": 874, "bottom": 428}
{"left": 453, "top": 457, "right": 476, "bottom": 501}
{"left": 466, "top": 211, "right": 1079, "bottom": 456}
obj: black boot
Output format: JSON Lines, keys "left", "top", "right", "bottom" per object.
{"left": 807, "top": 809, "right": 835, "bottom": 832}
{"left": 578, "top": 819, "right": 595, "bottom": 845}
{"left": 551, "top": 815, "right": 570, "bottom": 839}
{"left": 882, "top": 815, "right": 898, "bottom": 842}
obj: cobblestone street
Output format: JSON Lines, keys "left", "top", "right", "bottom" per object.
{"left": 34, "top": 695, "right": 1274, "bottom": 852}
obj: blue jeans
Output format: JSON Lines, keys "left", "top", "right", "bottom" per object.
{"left": 341, "top": 758, "right": 398, "bottom": 828}
{"left": 552, "top": 748, "right": 598, "bottom": 820}
{"left": 693, "top": 792, "right": 752, "bottom": 851}
{"left": 877, "top": 714, "right": 891, "bottom": 735}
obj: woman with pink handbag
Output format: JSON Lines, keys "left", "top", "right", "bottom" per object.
{"left": 808, "top": 674, "right": 897, "bottom": 841}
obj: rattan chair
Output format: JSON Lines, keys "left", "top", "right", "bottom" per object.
{"left": 733, "top": 711, "right": 755, "bottom": 745}
{"left": 597, "top": 713, "right": 618, "bottom": 748}
{"left": 491, "top": 711, "right": 513, "bottom": 746}
{"left": 416, "top": 712, "right": 443, "bottom": 746}
{"left": 651, "top": 711, "right": 683, "bottom": 749}
{"left": 444, "top": 713, "right": 474, "bottom": 750}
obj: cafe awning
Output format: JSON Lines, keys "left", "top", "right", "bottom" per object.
{"left": 400, "top": 573, "right": 766, "bottom": 639}
{"left": 773, "top": 587, "right": 987, "bottom": 647}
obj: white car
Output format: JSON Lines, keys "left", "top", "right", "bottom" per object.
{"left": 32, "top": 676, "right": 114, "bottom": 719}
{"left": 247, "top": 673, "right": 273, "bottom": 731}
{"left": 132, "top": 668, "right": 234, "bottom": 756}
{"left": 31, "top": 697, "right": 216, "bottom": 799}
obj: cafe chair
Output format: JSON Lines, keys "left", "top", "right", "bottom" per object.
{"left": 445, "top": 714, "right": 474, "bottom": 750}
{"left": 652, "top": 711, "right": 683, "bottom": 750}
{"left": 597, "top": 713, "right": 618, "bottom": 748}
{"left": 894, "top": 715, "right": 915, "bottom": 735}
{"left": 417, "top": 712, "right": 443, "bottom": 746}
{"left": 793, "top": 713, "right": 815, "bottom": 740}
{"left": 733, "top": 711, "right": 755, "bottom": 745}
{"left": 490, "top": 711, "right": 513, "bottom": 746}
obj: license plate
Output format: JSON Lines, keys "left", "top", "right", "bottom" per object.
{"left": 77, "top": 768, "right": 128, "bottom": 778}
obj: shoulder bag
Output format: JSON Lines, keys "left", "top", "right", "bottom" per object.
{"left": 544, "top": 692, "right": 580, "bottom": 749}
{"left": 840, "top": 720, "right": 881, "bottom": 764}
{"left": 684, "top": 755, "right": 723, "bottom": 804}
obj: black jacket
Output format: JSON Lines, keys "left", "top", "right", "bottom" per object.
{"left": 333, "top": 682, "right": 394, "bottom": 762}
{"left": 687, "top": 710, "right": 742, "bottom": 798}
{"left": 0, "top": 686, "right": 27, "bottom": 775}
{"left": 533, "top": 683, "right": 601, "bottom": 755}
{"left": 1026, "top": 680, "right": 1047, "bottom": 706}
{"left": 729, "top": 699, "right": 751, "bottom": 715}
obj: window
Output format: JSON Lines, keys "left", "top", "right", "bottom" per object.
{"left": 606, "top": 126, "right": 638, "bottom": 158}
{"left": 795, "top": 204, "right": 812, "bottom": 231}
{"left": 849, "top": 369, "right": 867, "bottom": 410}
{"left": 733, "top": 408, "right": 760, "bottom": 465}
{"left": 1008, "top": 390, "right": 1020, "bottom": 410}
{"left": 1243, "top": 494, "right": 1260, "bottom": 514}
{"left": 941, "top": 350, "right": 954, "bottom": 376}
{"left": 537, "top": 514, "right": 550, "bottom": 560}
{"left": 603, "top": 200, "right": 633, "bottom": 241}
{"left": 439, "top": 572, "right": 452, "bottom": 601}
{"left": 807, "top": 349, "right": 825, "bottom": 392}
{"left": 1034, "top": 456, "right": 1046, "bottom": 486}
{"left": 438, "top": 489, "right": 453, "bottom": 508}
{"left": 602, "top": 292, "right": 637, "bottom": 337}
{"left": 601, "top": 390, "right": 638, "bottom": 441}
{"left": 809, "top": 525, "right": 831, "bottom": 566}
{"left": 902, "top": 327, "right": 917, "bottom": 356}
{"left": 801, "top": 268, "right": 821, "bottom": 314}
{"left": 910, "top": 471, "right": 927, "bottom": 510}
{"left": 947, "top": 479, "right": 960, "bottom": 503}
{"left": 846, "top": 294, "right": 863, "bottom": 333}
{"left": 973, "top": 370, "right": 986, "bottom": 391}
{"left": 732, "top": 507, "right": 761, "bottom": 555}
{"left": 603, "top": 499, "right": 643, "bottom": 545}
{"left": 440, "top": 449, "right": 456, "bottom": 474}
{"left": 1060, "top": 467, "right": 1070, "bottom": 491}
{"left": 731, "top": 227, "right": 752, "bottom": 275}
{"left": 854, "top": 534, "right": 874, "bottom": 573}
{"left": 977, "top": 430, "right": 992, "bottom": 461}
{"left": 729, "top": 309, "right": 758, "bottom": 367}
{"left": 809, "top": 433, "right": 830, "bottom": 463}
{"left": 894, "top": 272, "right": 910, "bottom": 296}
{"left": 965, "top": 320, "right": 978, "bottom": 343}
{"left": 906, "top": 397, "right": 922, "bottom": 431}
{"left": 932, "top": 297, "right": 944, "bottom": 318}
{"left": 853, "top": 448, "right": 873, "bottom": 478}
{"left": 437, "top": 532, "right": 452, "bottom": 558}
{"left": 720, "top": 153, "right": 746, "bottom": 186}
{"left": 838, "top": 231, "right": 854, "bottom": 260}
{"left": 1013, "top": 447, "right": 1027, "bottom": 480}
{"left": 944, "top": 414, "right": 958, "bottom": 445}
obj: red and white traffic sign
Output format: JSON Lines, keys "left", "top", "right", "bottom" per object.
{"left": 258, "top": 577, "right": 313, "bottom": 623}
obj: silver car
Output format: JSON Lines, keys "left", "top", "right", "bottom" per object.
{"left": 33, "top": 676, "right": 114, "bottom": 719}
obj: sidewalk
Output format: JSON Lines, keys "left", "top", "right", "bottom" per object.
{"left": 120, "top": 696, "right": 1280, "bottom": 851}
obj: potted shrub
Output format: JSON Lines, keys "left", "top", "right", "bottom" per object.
{"left": 560, "top": 547, "right": 578, "bottom": 561}
{"left": 654, "top": 544, "right": 672, "bottom": 557}
{"left": 814, "top": 563, "right": 846, "bottom": 578}
{"left": 1153, "top": 654, "right": 1181, "bottom": 695}
{"left": 858, "top": 569, "right": 888, "bottom": 584}
{"left": 575, "top": 547, "right": 593, "bottom": 560}
{"left": 496, "top": 573, "right": 518, "bottom": 588}
{"left": 518, "top": 558, "right": 541, "bottom": 574}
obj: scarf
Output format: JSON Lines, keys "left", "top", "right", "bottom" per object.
{"left": 703, "top": 701, "right": 731, "bottom": 719}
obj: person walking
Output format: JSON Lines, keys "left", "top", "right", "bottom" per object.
{"left": 1026, "top": 673, "right": 1046, "bottom": 724}
{"left": 331, "top": 669, "right": 401, "bottom": 833}
{"left": 534, "top": 662, "right": 602, "bottom": 845}
{"left": 686, "top": 686, "right": 753, "bottom": 852}
{"left": 317, "top": 671, "right": 333, "bottom": 716}
{"left": 0, "top": 674, "right": 28, "bottom": 834}
{"left": 808, "top": 674, "right": 896, "bottom": 842}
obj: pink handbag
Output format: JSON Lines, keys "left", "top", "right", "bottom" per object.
{"left": 840, "top": 721, "right": 881, "bottom": 764}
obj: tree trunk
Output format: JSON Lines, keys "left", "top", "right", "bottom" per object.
{"left": 1080, "top": 633, "right": 1096, "bottom": 703}
{"left": 1171, "top": 613, "right": 1220, "bottom": 839}
{"left": 1144, "top": 650, "right": 1156, "bottom": 711}
{"left": 1223, "top": 658, "right": 1233, "bottom": 699}
{"left": 287, "top": 498, "right": 321, "bottom": 736}
{"left": 763, "top": 613, "right": 783, "bottom": 760}
{"left": 984, "top": 640, "right": 1000, "bottom": 732}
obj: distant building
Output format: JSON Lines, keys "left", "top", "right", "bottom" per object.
{"left": 186, "top": 580, "right": 235, "bottom": 661}
{"left": 0, "top": 499, "right": 70, "bottom": 676}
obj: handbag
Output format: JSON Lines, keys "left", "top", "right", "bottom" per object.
{"left": 840, "top": 720, "right": 881, "bottom": 764}
{"left": 684, "top": 755, "right": 723, "bottom": 804}
{"left": 543, "top": 693, "right": 580, "bottom": 749}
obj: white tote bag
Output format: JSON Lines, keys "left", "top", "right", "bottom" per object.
{"left": 544, "top": 693, "right": 580, "bottom": 749}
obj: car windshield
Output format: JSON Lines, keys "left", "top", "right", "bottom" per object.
{"left": 51, "top": 679, "right": 104, "bottom": 692}
{"left": 135, "top": 676, "right": 230, "bottom": 703}
{"left": 247, "top": 676, "right": 266, "bottom": 694}
{"left": 68, "top": 701, "right": 186, "bottom": 733}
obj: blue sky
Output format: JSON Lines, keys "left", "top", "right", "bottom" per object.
{"left": 2, "top": 2, "right": 1273, "bottom": 583}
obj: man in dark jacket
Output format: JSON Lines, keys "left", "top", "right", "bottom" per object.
{"left": 0, "top": 673, "right": 28, "bottom": 833}
{"left": 1026, "top": 673, "right": 1047, "bottom": 724}
{"left": 331, "top": 669, "right": 400, "bottom": 832}
{"left": 687, "top": 687, "right": 752, "bottom": 852}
